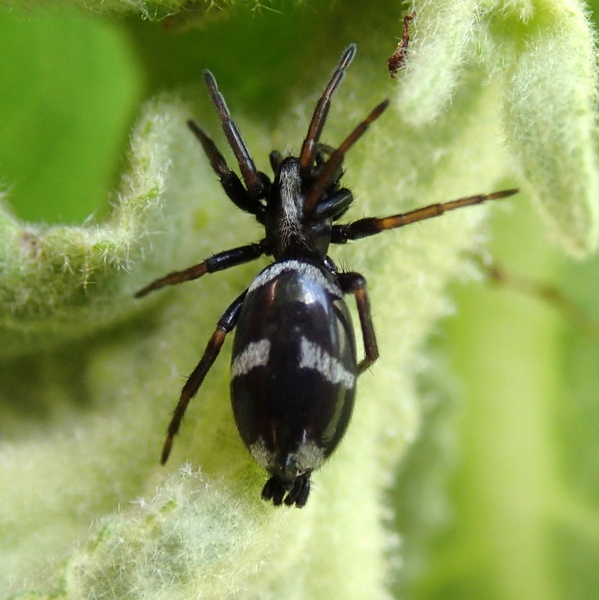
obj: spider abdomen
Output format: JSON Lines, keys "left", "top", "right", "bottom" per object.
{"left": 230, "top": 260, "right": 357, "bottom": 498}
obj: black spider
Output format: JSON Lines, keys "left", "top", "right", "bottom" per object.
{"left": 136, "top": 44, "right": 517, "bottom": 508}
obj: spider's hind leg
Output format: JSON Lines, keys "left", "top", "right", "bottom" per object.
{"left": 160, "top": 289, "right": 247, "bottom": 464}
{"left": 338, "top": 271, "right": 379, "bottom": 374}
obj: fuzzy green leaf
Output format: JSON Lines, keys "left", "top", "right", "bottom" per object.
{"left": 1, "top": 2, "right": 598, "bottom": 599}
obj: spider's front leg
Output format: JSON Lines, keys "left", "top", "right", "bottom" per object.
{"left": 203, "top": 71, "right": 268, "bottom": 201}
{"left": 187, "top": 120, "right": 267, "bottom": 220}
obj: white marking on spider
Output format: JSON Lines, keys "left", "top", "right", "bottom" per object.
{"left": 249, "top": 437, "right": 326, "bottom": 473}
{"left": 248, "top": 260, "right": 341, "bottom": 297}
{"left": 298, "top": 336, "right": 355, "bottom": 388}
{"left": 231, "top": 339, "right": 271, "bottom": 378}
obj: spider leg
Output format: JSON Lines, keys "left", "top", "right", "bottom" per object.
{"left": 299, "top": 43, "right": 357, "bottom": 177}
{"left": 331, "top": 189, "right": 518, "bottom": 243}
{"left": 204, "top": 70, "right": 267, "bottom": 201}
{"left": 338, "top": 272, "right": 379, "bottom": 374}
{"left": 135, "top": 240, "right": 268, "bottom": 298}
{"left": 161, "top": 290, "right": 247, "bottom": 464}
{"left": 303, "top": 99, "right": 389, "bottom": 218}
{"left": 188, "top": 120, "right": 266, "bottom": 220}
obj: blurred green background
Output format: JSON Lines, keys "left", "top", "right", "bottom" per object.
{"left": 1, "top": 2, "right": 598, "bottom": 598}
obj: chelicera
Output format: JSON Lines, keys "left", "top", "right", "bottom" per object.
{"left": 136, "top": 44, "right": 517, "bottom": 508}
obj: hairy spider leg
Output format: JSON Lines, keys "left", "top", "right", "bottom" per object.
{"left": 337, "top": 272, "right": 379, "bottom": 373}
{"left": 303, "top": 99, "right": 390, "bottom": 217}
{"left": 331, "top": 189, "right": 519, "bottom": 243}
{"left": 187, "top": 120, "right": 265, "bottom": 219}
{"left": 299, "top": 43, "right": 357, "bottom": 177}
{"left": 134, "top": 241, "right": 268, "bottom": 298}
{"left": 204, "top": 70, "right": 267, "bottom": 200}
{"left": 161, "top": 290, "right": 247, "bottom": 464}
